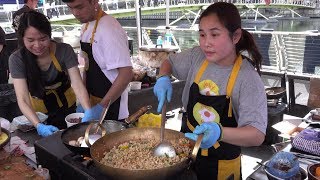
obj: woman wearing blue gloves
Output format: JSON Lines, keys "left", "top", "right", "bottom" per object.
{"left": 9, "top": 11, "right": 94, "bottom": 137}
{"left": 153, "top": 2, "right": 267, "bottom": 179}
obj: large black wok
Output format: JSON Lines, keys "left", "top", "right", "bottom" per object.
{"left": 90, "top": 127, "right": 199, "bottom": 180}
{"left": 61, "top": 106, "right": 151, "bottom": 156}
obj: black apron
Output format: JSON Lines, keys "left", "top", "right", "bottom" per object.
{"left": 80, "top": 9, "right": 120, "bottom": 120}
{"left": 30, "top": 51, "right": 76, "bottom": 129}
{"left": 182, "top": 55, "right": 243, "bottom": 180}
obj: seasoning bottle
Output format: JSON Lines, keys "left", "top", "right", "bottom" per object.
{"left": 156, "top": 36, "right": 163, "bottom": 48}
{"left": 34, "top": 165, "right": 51, "bottom": 180}
{"left": 164, "top": 28, "right": 172, "bottom": 47}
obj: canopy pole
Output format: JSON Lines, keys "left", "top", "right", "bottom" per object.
{"left": 165, "top": 0, "right": 169, "bottom": 28}
{"left": 43, "top": 0, "right": 47, "bottom": 19}
{"left": 15, "top": 0, "right": 20, "bottom": 9}
{"left": 135, "top": 0, "right": 142, "bottom": 48}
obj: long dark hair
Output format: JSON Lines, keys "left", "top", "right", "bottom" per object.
{"left": 17, "top": 11, "right": 52, "bottom": 97}
{"left": 199, "top": 2, "right": 262, "bottom": 75}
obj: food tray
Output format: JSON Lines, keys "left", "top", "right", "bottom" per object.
{"left": 12, "top": 112, "right": 48, "bottom": 132}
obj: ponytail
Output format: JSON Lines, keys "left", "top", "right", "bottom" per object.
{"left": 237, "top": 29, "right": 262, "bottom": 75}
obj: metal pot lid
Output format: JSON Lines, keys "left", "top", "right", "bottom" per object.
{"left": 139, "top": 45, "right": 178, "bottom": 52}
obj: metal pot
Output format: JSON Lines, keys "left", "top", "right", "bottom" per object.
{"left": 90, "top": 127, "right": 200, "bottom": 180}
{"left": 61, "top": 105, "right": 151, "bottom": 156}
{"left": 265, "top": 87, "right": 286, "bottom": 99}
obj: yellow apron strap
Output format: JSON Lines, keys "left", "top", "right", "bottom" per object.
{"left": 217, "top": 155, "right": 241, "bottom": 180}
{"left": 50, "top": 51, "right": 62, "bottom": 72}
{"left": 30, "top": 95, "right": 48, "bottom": 113}
{"left": 83, "top": 9, "right": 104, "bottom": 46}
{"left": 46, "top": 89, "right": 63, "bottom": 107}
{"left": 194, "top": 60, "right": 209, "bottom": 84}
{"left": 226, "top": 55, "right": 242, "bottom": 117}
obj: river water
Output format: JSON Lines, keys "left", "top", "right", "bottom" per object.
{"left": 118, "top": 18, "right": 320, "bottom": 53}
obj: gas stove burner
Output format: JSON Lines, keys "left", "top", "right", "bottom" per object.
{"left": 66, "top": 153, "right": 93, "bottom": 167}
{"left": 62, "top": 153, "right": 110, "bottom": 179}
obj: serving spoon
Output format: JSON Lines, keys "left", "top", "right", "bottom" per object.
{"left": 153, "top": 102, "right": 177, "bottom": 157}
{"left": 84, "top": 100, "right": 111, "bottom": 147}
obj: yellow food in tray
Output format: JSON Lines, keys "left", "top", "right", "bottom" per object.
{"left": 136, "top": 113, "right": 161, "bottom": 128}
{"left": 0, "top": 132, "right": 8, "bottom": 144}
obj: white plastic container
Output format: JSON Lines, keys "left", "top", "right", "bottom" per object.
{"left": 12, "top": 112, "right": 48, "bottom": 132}
{"left": 65, "top": 113, "right": 84, "bottom": 127}
{"left": 129, "top": 81, "right": 142, "bottom": 91}
{"left": 34, "top": 165, "right": 50, "bottom": 180}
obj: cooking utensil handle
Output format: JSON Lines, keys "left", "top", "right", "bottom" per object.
{"left": 98, "top": 100, "right": 112, "bottom": 125}
{"left": 191, "top": 134, "right": 203, "bottom": 162}
{"left": 125, "top": 105, "right": 152, "bottom": 124}
{"left": 85, "top": 122, "right": 107, "bottom": 147}
{"left": 160, "top": 102, "right": 166, "bottom": 142}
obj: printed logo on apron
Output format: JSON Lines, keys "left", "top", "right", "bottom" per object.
{"left": 198, "top": 79, "right": 219, "bottom": 96}
{"left": 193, "top": 102, "right": 220, "bottom": 124}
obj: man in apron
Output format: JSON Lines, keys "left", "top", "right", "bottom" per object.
{"left": 62, "top": 0, "right": 133, "bottom": 121}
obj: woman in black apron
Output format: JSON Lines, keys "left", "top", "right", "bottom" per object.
{"left": 9, "top": 11, "right": 91, "bottom": 137}
{"left": 154, "top": 2, "right": 267, "bottom": 179}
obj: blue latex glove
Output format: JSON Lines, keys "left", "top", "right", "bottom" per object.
{"left": 82, "top": 104, "right": 104, "bottom": 122}
{"left": 76, "top": 104, "right": 84, "bottom": 113}
{"left": 185, "top": 122, "right": 222, "bottom": 149}
{"left": 153, "top": 76, "right": 172, "bottom": 112}
{"left": 36, "top": 123, "right": 59, "bottom": 137}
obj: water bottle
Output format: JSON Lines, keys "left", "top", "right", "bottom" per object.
{"left": 156, "top": 36, "right": 163, "bottom": 48}
{"left": 164, "top": 31, "right": 172, "bottom": 47}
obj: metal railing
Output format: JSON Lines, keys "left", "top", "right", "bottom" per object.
{"left": 0, "top": 0, "right": 317, "bottom": 24}
{"left": 137, "top": 27, "right": 319, "bottom": 76}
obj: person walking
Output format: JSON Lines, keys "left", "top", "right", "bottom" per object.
{"left": 12, "top": 0, "right": 39, "bottom": 31}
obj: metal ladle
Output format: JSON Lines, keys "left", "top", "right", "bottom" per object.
{"left": 153, "top": 102, "right": 176, "bottom": 157}
{"left": 84, "top": 100, "right": 111, "bottom": 147}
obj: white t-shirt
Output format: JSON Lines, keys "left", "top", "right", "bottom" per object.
{"left": 169, "top": 46, "right": 268, "bottom": 134}
{"left": 81, "top": 15, "right": 132, "bottom": 120}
